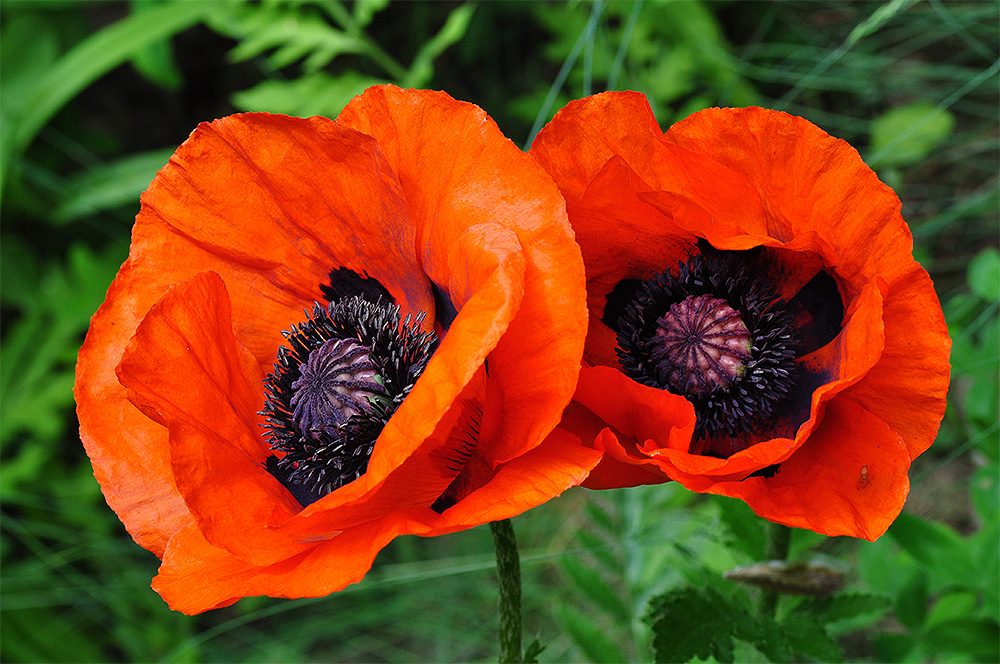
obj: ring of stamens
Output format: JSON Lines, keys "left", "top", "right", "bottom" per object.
{"left": 615, "top": 253, "right": 796, "bottom": 445}
{"left": 261, "top": 295, "right": 436, "bottom": 506}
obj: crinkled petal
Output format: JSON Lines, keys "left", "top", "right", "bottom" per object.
{"left": 116, "top": 272, "right": 307, "bottom": 564}
{"left": 153, "top": 518, "right": 410, "bottom": 615}
{"left": 531, "top": 92, "right": 769, "bottom": 241}
{"left": 339, "top": 85, "right": 587, "bottom": 464}
{"left": 708, "top": 398, "right": 910, "bottom": 540}
{"left": 841, "top": 264, "right": 951, "bottom": 459}
{"left": 76, "top": 112, "right": 434, "bottom": 553}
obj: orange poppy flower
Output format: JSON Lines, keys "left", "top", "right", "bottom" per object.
{"left": 75, "top": 85, "right": 600, "bottom": 614}
{"left": 530, "top": 92, "right": 951, "bottom": 540}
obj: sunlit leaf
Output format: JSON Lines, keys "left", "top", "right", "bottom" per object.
{"left": 869, "top": 102, "right": 956, "bottom": 168}
{"left": 968, "top": 247, "right": 1000, "bottom": 302}
{"left": 232, "top": 71, "right": 387, "bottom": 118}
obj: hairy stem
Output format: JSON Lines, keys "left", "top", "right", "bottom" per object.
{"left": 489, "top": 519, "right": 522, "bottom": 664}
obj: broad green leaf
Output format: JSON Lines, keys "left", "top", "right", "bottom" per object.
{"left": 0, "top": 0, "right": 214, "bottom": 198}
{"left": 804, "top": 593, "right": 892, "bottom": 624}
{"left": 53, "top": 148, "right": 175, "bottom": 224}
{"left": 966, "top": 371, "right": 999, "bottom": 425}
{"left": 970, "top": 463, "right": 999, "bottom": 524}
{"left": 924, "top": 618, "right": 1000, "bottom": 662}
{"left": 869, "top": 102, "right": 955, "bottom": 168}
{"left": 888, "top": 512, "right": 978, "bottom": 588}
{"left": 715, "top": 496, "right": 767, "bottom": 559}
{"left": 926, "top": 590, "right": 979, "bottom": 629}
{"left": 968, "top": 247, "right": 1000, "bottom": 302}
{"left": 872, "top": 632, "right": 917, "bottom": 663}
{"left": 781, "top": 613, "right": 843, "bottom": 663}
{"left": 557, "top": 604, "right": 627, "bottom": 663}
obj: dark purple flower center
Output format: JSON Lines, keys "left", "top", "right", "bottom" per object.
{"left": 290, "top": 338, "right": 386, "bottom": 440}
{"left": 651, "top": 294, "right": 751, "bottom": 395}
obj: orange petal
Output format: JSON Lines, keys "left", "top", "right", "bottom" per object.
{"left": 531, "top": 92, "right": 769, "bottom": 240}
{"left": 153, "top": 422, "right": 603, "bottom": 615}
{"left": 427, "top": 425, "right": 602, "bottom": 530}
{"left": 566, "top": 158, "right": 699, "bottom": 367}
{"left": 140, "top": 112, "right": 436, "bottom": 360}
{"left": 841, "top": 264, "right": 951, "bottom": 459}
{"left": 116, "top": 272, "right": 305, "bottom": 564}
{"left": 153, "top": 517, "right": 412, "bottom": 614}
{"left": 663, "top": 107, "right": 919, "bottom": 287}
{"left": 75, "top": 265, "right": 190, "bottom": 555}
{"left": 528, "top": 91, "right": 665, "bottom": 204}
{"left": 708, "top": 398, "right": 910, "bottom": 540}
{"left": 339, "top": 85, "right": 588, "bottom": 465}
{"left": 76, "top": 112, "right": 438, "bottom": 553}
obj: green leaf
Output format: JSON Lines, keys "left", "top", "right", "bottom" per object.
{"left": 557, "top": 604, "right": 627, "bottom": 663}
{"left": 715, "top": 495, "right": 768, "bottom": 560}
{"left": 232, "top": 71, "right": 388, "bottom": 118}
{"left": 574, "top": 528, "right": 619, "bottom": 572}
{"left": 647, "top": 587, "right": 744, "bottom": 663}
{"left": 0, "top": 242, "right": 126, "bottom": 445}
{"left": 925, "top": 590, "right": 978, "bottom": 629}
{"left": 584, "top": 499, "right": 617, "bottom": 533}
{"left": 804, "top": 592, "right": 893, "bottom": 624}
{"left": 872, "top": 632, "right": 917, "bottom": 662}
{"left": 560, "top": 556, "right": 630, "bottom": 623}
{"left": 966, "top": 371, "right": 999, "bottom": 426}
{"left": 970, "top": 463, "right": 999, "bottom": 525}
{"left": 129, "top": 0, "right": 184, "bottom": 90}
{"left": 781, "top": 612, "right": 843, "bottom": 663}
{"left": 0, "top": 234, "right": 39, "bottom": 309}
{"left": 924, "top": 618, "right": 1000, "bottom": 662}
{"left": 0, "top": 13, "right": 60, "bottom": 117}
{"left": 225, "top": 2, "right": 363, "bottom": 73}
{"left": 967, "top": 247, "right": 1000, "bottom": 302}
{"left": 0, "top": 0, "right": 214, "bottom": 198}
{"left": 403, "top": 3, "right": 475, "bottom": 88}
{"left": 354, "top": 0, "right": 390, "bottom": 27}
{"left": 894, "top": 572, "right": 929, "bottom": 631}
{"left": 869, "top": 102, "right": 956, "bottom": 168}
{"left": 522, "top": 636, "right": 546, "bottom": 664}
{"left": 888, "top": 512, "right": 978, "bottom": 588}
{"left": 53, "top": 148, "right": 175, "bottom": 224}
{"left": 0, "top": 608, "right": 107, "bottom": 663}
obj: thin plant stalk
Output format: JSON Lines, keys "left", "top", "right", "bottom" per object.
{"left": 489, "top": 519, "right": 522, "bottom": 664}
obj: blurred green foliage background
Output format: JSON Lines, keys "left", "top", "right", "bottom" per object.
{"left": 1, "top": 1, "right": 997, "bottom": 662}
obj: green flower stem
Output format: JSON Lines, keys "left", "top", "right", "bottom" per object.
{"left": 489, "top": 519, "right": 523, "bottom": 664}
{"left": 762, "top": 522, "right": 792, "bottom": 616}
